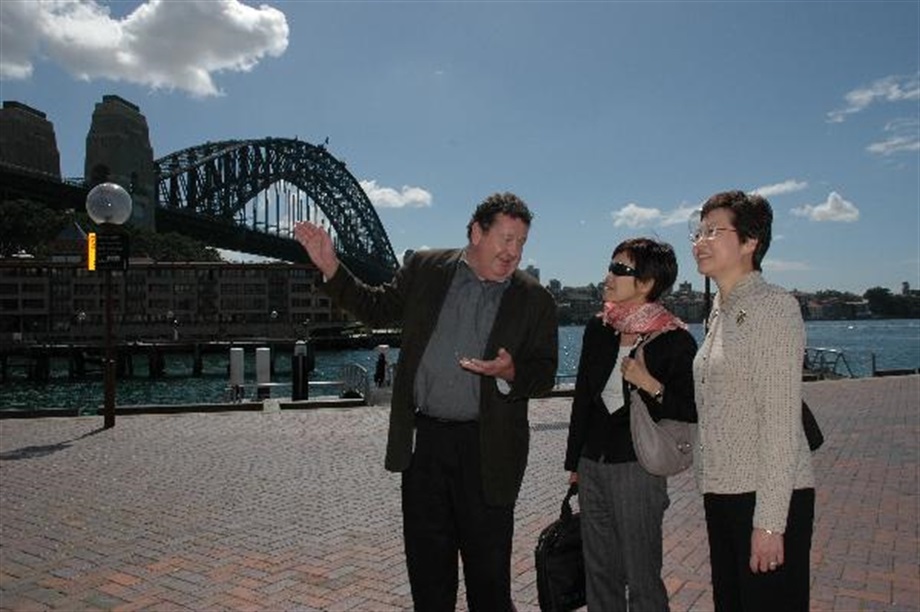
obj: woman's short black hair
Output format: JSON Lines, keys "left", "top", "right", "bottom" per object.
{"left": 613, "top": 237, "right": 678, "bottom": 303}
{"left": 700, "top": 190, "right": 773, "bottom": 271}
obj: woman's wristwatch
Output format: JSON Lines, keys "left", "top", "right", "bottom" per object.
{"left": 652, "top": 385, "right": 664, "bottom": 402}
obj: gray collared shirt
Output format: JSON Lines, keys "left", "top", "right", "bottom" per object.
{"left": 414, "top": 255, "right": 510, "bottom": 421}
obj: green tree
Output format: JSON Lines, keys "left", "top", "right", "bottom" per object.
{"left": 815, "top": 289, "right": 862, "bottom": 302}
{"left": 0, "top": 199, "right": 70, "bottom": 257}
{"left": 126, "top": 227, "right": 222, "bottom": 262}
{"left": 865, "top": 286, "right": 920, "bottom": 318}
{"left": 864, "top": 287, "right": 893, "bottom": 316}
{"left": 1, "top": 202, "right": 221, "bottom": 262}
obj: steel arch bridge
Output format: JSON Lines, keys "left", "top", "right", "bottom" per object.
{"left": 154, "top": 138, "right": 398, "bottom": 284}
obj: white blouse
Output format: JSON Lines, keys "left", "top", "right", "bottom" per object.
{"left": 601, "top": 350, "right": 628, "bottom": 413}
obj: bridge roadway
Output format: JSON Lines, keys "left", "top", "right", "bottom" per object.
{"left": 1, "top": 376, "right": 917, "bottom": 611}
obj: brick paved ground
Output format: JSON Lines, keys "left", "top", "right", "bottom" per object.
{"left": 1, "top": 375, "right": 917, "bottom": 611}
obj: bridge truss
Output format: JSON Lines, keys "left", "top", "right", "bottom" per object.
{"left": 154, "top": 138, "right": 398, "bottom": 284}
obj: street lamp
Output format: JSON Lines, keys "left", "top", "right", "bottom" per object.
{"left": 76, "top": 310, "right": 86, "bottom": 341}
{"left": 86, "top": 182, "right": 132, "bottom": 429}
{"left": 166, "top": 310, "right": 177, "bottom": 341}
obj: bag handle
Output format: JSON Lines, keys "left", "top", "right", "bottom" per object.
{"left": 633, "top": 329, "right": 666, "bottom": 362}
{"left": 560, "top": 482, "right": 578, "bottom": 519}
{"left": 628, "top": 330, "right": 666, "bottom": 393}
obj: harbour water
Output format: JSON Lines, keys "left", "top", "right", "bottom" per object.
{"left": 2, "top": 319, "right": 917, "bottom": 412}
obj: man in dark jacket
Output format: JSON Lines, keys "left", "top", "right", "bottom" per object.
{"left": 294, "top": 192, "right": 558, "bottom": 611}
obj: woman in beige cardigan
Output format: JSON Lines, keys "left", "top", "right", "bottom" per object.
{"left": 691, "top": 191, "right": 815, "bottom": 612}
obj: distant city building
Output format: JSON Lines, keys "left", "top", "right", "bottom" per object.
{"left": 524, "top": 264, "right": 540, "bottom": 282}
{"left": 662, "top": 280, "right": 707, "bottom": 323}
{"left": 555, "top": 284, "right": 602, "bottom": 324}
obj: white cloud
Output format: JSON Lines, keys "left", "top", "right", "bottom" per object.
{"left": 0, "top": 0, "right": 289, "bottom": 97}
{"left": 611, "top": 203, "right": 661, "bottom": 228}
{"left": 360, "top": 180, "right": 433, "bottom": 209}
{"left": 827, "top": 74, "right": 920, "bottom": 123}
{"left": 762, "top": 259, "right": 812, "bottom": 272}
{"left": 398, "top": 246, "right": 431, "bottom": 265}
{"left": 752, "top": 180, "right": 809, "bottom": 198}
{"left": 661, "top": 205, "right": 699, "bottom": 227}
{"left": 866, "top": 118, "right": 920, "bottom": 156}
{"left": 611, "top": 203, "right": 697, "bottom": 229}
{"left": 791, "top": 191, "right": 860, "bottom": 222}
{"left": 0, "top": 1, "right": 42, "bottom": 79}
{"left": 867, "top": 135, "right": 920, "bottom": 156}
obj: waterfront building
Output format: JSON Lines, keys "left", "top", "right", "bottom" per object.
{"left": 0, "top": 257, "right": 355, "bottom": 344}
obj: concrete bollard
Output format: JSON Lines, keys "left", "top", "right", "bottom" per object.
{"left": 256, "top": 347, "right": 271, "bottom": 399}
{"left": 229, "top": 347, "right": 244, "bottom": 401}
{"left": 292, "top": 340, "right": 314, "bottom": 401}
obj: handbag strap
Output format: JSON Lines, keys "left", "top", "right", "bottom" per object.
{"left": 560, "top": 482, "right": 578, "bottom": 520}
{"left": 633, "top": 329, "right": 666, "bottom": 363}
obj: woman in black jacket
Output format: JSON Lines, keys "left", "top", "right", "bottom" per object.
{"left": 565, "top": 237, "right": 697, "bottom": 611}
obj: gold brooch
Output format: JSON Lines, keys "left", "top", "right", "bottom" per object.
{"left": 736, "top": 309, "right": 747, "bottom": 325}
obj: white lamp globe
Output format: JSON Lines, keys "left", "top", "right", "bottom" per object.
{"left": 86, "top": 182, "right": 133, "bottom": 225}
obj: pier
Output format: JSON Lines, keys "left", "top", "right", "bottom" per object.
{"left": 1, "top": 375, "right": 917, "bottom": 610}
{"left": 0, "top": 334, "right": 399, "bottom": 384}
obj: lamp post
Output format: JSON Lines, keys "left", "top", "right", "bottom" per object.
{"left": 76, "top": 310, "right": 86, "bottom": 341}
{"left": 167, "top": 310, "right": 178, "bottom": 341}
{"left": 86, "top": 182, "right": 132, "bottom": 429}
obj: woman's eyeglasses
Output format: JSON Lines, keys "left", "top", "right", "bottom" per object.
{"left": 608, "top": 261, "right": 638, "bottom": 277}
{"left": 689, "top": 222, "right": 738, "bottom": 244}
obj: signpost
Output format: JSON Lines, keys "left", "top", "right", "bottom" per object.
{"left": 85, "top": 183, "right": 133, "bottom": 428}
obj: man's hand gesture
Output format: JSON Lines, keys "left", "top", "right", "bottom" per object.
{"left": 294, "top": 222, "right": 339, "bottom": 279}
{"left": 459, "top": 347, "right": 516, "bottom": 383}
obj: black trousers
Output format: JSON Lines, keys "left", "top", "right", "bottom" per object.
{"left": 704, "top": 488, "right": 815, "bottom": 612}
{"left": 402, "top": 416, "right": 515, "bottom": 612}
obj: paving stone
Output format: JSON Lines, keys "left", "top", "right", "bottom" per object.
{"left": 1, "top": 375, "right": 917, "bottom": 610}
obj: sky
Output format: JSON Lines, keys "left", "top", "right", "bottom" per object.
{"left": 1, "top": 0, "right": 918, "bottom": 295}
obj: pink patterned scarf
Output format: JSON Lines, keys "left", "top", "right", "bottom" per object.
{"left": 599, "top": 301, "right": 688, "bottom": 335}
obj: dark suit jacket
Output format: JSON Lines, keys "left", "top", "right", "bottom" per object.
{"left": 564, "top": 315, "right": 698, "bottom": 471}
{"left": 323, "top": 248, "right": 559, "bottom": 505}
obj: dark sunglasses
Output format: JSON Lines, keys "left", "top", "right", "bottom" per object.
{"left": 608, "top": 261, "right": 638, "bottom": 277}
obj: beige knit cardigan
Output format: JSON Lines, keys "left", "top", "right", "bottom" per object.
{"left": 693, "top": 272, "right": 815, "bottom": 532}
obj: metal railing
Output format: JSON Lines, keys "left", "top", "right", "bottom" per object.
{"left": 342, "top": 363, "right": 369, "bottom": 399}
{"left": 803, "top": 347, "right": 855, "bottom": 380}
